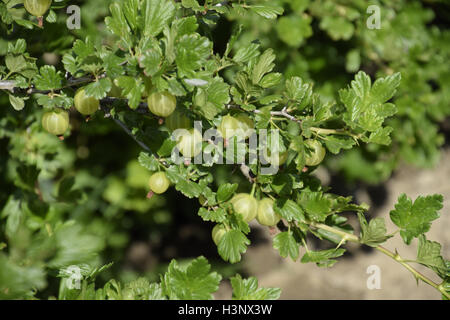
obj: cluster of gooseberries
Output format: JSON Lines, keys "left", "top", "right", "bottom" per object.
{"left": 146, "top": 91, "right": 205, "bottom": 159}
{"left": 40, "top": 84, "right": 327, "bottom": 233}
{"left": 209, "top": 138, "right": 326, "bottom": 245}
{"left": 41, "top": 87, "right": 99, "bottom": 136}
{"left": 211, "top": 193, "right": 282, "bottom": 245}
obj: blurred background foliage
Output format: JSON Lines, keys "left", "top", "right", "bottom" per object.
{"left": 0, "top": 0, "right": 449, "bottom": 299}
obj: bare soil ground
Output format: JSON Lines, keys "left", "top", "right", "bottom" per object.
{"left": 215, "top": 148, "right": 450, "bottom": 300}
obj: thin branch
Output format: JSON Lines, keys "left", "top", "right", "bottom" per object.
{"left": 227, "top": 104, "right": 302, "bottom": 124}
{"left": 308, "top": 222, "right": 450, "bottom": 299}
{"left": 0, "top": 74, "right": 104, "bottom": 94}
{"left": 239, "top": 163, "right": 255, "bottom": 183}
{"left": 259, "top": 107, "right": 301, "bottom": 124}
{"left": 0, "top": 80, "right": 16, "bottom": 92}
{"left": 100, "top": 97, "right": 149, "bottom": 114}
{"left": 1, "top": 79, "right": 305, "bottom": 125}
{"left": 99, "top": 104, "right": 152, "bottom": 153}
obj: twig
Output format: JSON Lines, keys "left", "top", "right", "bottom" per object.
{"left": 239, "top": 163, "right": 255, "bottom": 183}
{"left": 309, "top": 222, "right": 450, "bottom": 299}
{"left": 227, "top": 104, "right": 302, "bottom": 124}
{"left": 99, "top": 104, "right": 152, "bottom": 153}
{"left": 100, "top": 97, "right": 149, "bottom": 114}
{"left": 1, "top": 79, "right": 305, "bottom": 125}
{"left": 0, "top": 75, "right": 104, "bottom": 94}
{"left": 0, "top": 81, "right": 16, "bottom": 92}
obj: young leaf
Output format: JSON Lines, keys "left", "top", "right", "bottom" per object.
{"left": 174, "top": 179, "right": 202, "bottom": 199}
{"left": 34, "top": 66, "right": 63, "bottom": 91}
{"left": 5, "top": 55, "right": 26, "bottom": 73}
{"left": 273, "top": 198, "right": 305, "bottom": 223}
{"left": 217, "top": 183, "right": 238, "bottom": 202}
{"left": 231, "top": 274, "right": 281, "bottom": 300}
{"left": 233, "top": 43, "right": 260, "bottom": 63}
{"left": 105, "top": 2, "right": 133, "bottom": 50}
{"left": 390, "top": 194, "right": 443, "bottom": 245}
{"left": 161, "top": 256, "right": 221, "bottom": 300}
{"left": 250, "top": 4, "right": 284, "bottom": 19}
{"left": 324, "top": 135, "right": 356, "bottom": 154}
{"left": 72, "top": 38, "right": 96, "bottom": 59}
{"left": 176, "top": 34, "right": 212, "bottom": 78}
{"left": 358, "top": 213, "right": 392, "bottom": 247}
{"left": 285, "top": 76, "right": 312, "bottom": 106}
{"left": 84, "top": 78, "right": 112, "bottom": 100}
{"left": 416, "top": 235, "right": 446, "bottom": 277}
{"left": 339, "top": 71, "right": 401, "bottom": 139}
{"left": 251, "top": 49, "right": 276, "bottom": 86}
{"left": 144, "top": 0, "right": 176, "bottom": 37}
{"left": 198, "top": 207, "right": 226, "bottom": 223}
{"left": 8, "top": 95, "right": 25, "bottom": 111}
{"left": 140, "top": 48, "right": 162, "bottom": 77}
{"left": 138, "top": 152, "right": 159, "bottom": 171}
{"left": 273, "top": 231, "right": 300, "bottom": 261}
{"left": 115, "top": 76, "right": 144, "bottom": 109}
{"left": 217, "top": 229, "right": 250, "bottom": 264}
{"left": 301, "top": 248, "right": 346, "bottom": 268}
{"left": 299, "top": 191, "right": 332, "bottom": 222}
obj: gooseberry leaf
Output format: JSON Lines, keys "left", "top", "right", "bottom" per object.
{"left": 34, "top": 66, "right": 63, "bottom": 91}
{"left": 273, "top": 198, "right": 305, "bottom": 223}
{"left": 84, "top": 78, "right": 112, "bottom": 100}
{"left": 273, "top": 231, "right": 300, "bottom": 261}
{"left": 216, "top": 183, "right": 238, "bottom": 203}
{"left": 358, "top": 213, "right": 392, "bottom": 247}
{"left": 217, "top": 229, "right": 250, "bottom": 264}
{"left": 301, "top": 248, "right": 346, "bottom": 268}
{"left": 390, "top": 194, "right": 443, "bottom": 245}
{"left": 161, "top": 256, "right": 221, "bottom": 300}
{"left": 416, "top": 235, "right": 446, "bottom": 277}
{"left": 198, "top": 207, "right": 226, "bottom": 223}
{"left": 231, "top": 274, "right": 281, "bottom": 300}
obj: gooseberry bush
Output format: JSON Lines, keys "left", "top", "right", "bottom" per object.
{"left": 0, "top": 0, "right": 449, "bottom": 300}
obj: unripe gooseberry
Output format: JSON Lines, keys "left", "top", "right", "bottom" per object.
{"left": 147, "top": 91, "right": 176, "bottom": 117}
{"left": 230, "top": 193, "right": 258, "bottom": 222}
{"left": 265, "top": 150, "right": 288, "bottom": 167}
{"left": 235, "top": 114, "right": 255, "bottom": 139}
{"left": 74, "top": 88, "right": 99, "bottom": 115}
{"left": 257, "top": 198, "right": 281, "bottom": 227}
{"left": 42, "top": 110, "right": 69, "bottom": 135}
{"left": 304, "top": 139, "right": 326, "bottom": 166}
{"left": 218, "top": 115, "right": 241, "bottom": 141}
{"left": 165, "top": 108, "right": 191, "bottom": 132}
{"left": 24, "top": 0, "right": 52, "bottom": 17}
{"left": 212, "top": 224, "right": 227, "bottom": 246}
{"left": 176, "top": 129, "right": 203, "bottom": 158}
{"left": 148, "top": 172, "right": 170, "bottom": 194}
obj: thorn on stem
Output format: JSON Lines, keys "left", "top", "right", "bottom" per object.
{"left": 146, "top": 191, "right": 154, "bottom": 199}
